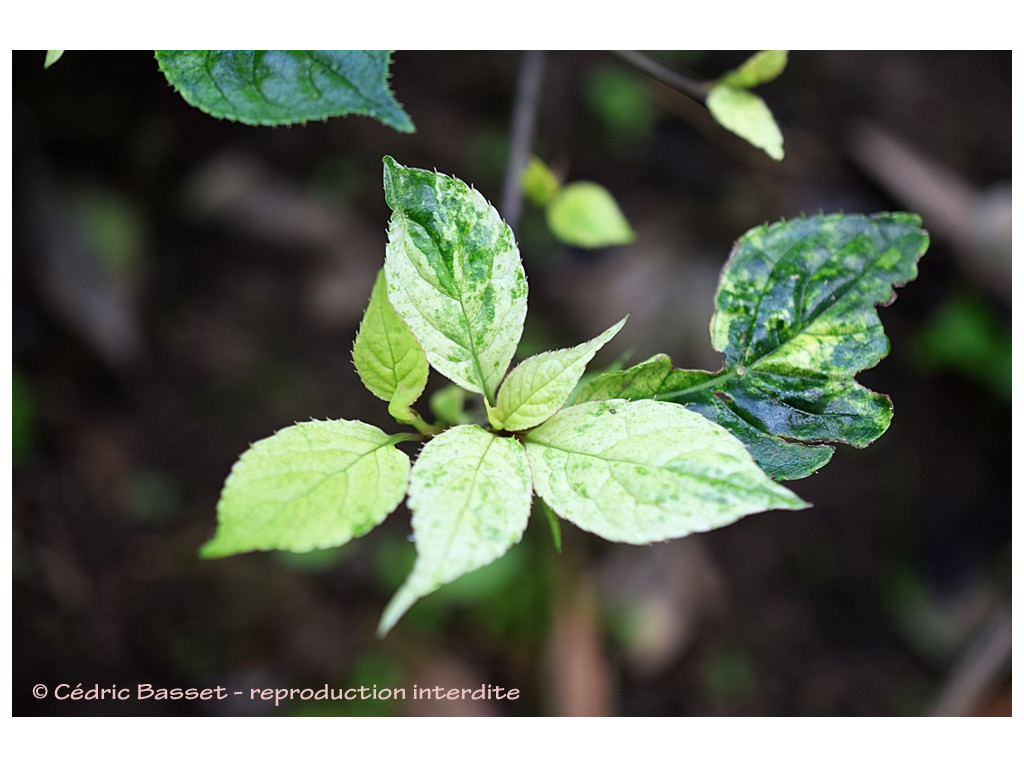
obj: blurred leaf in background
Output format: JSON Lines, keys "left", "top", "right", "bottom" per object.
{"left": 12, "top": 368, "right": 36, "bottom": 464}
{"left": 703, "top": 644, "right": 756, "bottom": 708}
{"left": 521, "top": 156, "right": 634, "bottom": 249}
{"left": 70, "top": 184, "right": 144, "bottom": 284}
{"left": 584, "top": 65, "right": 656, "bottom": 146}
{"left": 915, "top": 293, "right": 1011, "bottom": 402}
{"left": 546, "top": 181, "right": 634, "bottom": 249}
{"left": 373, "top": 528, "right": 549, "bottom": 642}
{"left": 521, "top": 156, "right": 561, "bottom": 208}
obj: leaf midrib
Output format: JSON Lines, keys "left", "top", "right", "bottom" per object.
{"left": 418, "top": 431, "right": 497, "bottom": 587}
{"left": 395, "top": 212, "right": 495, "bottom": 403}
{"left": 663, "top": 224, "right": 915, "bottom": 405}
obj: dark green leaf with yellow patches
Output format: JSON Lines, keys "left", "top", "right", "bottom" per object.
{"left": 382, "top": 157, "right": 527, "bottom": 404}
{"left": 577, "top": 213, "right": 928, "bottom": 480}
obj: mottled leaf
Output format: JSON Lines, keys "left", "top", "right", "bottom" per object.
{"left": 155, "top": 50, "right": 414, "bottom": 131}
{"left": 706, "top": 84, "right": 784, "bottom": 161}
{"left": 546, "top": 181, "right": 635, "bottom": 248}
{"left": 201, "top": 420, "right": 410, "bottom": 558}
{"left": 718, "top": 50, "right": 788, "bottom": 89}
{"left": 524, "top": 400, "right": 807, "bottom": 544}
{"left": 575, "top": 354, "right": 835, "bottom": 479}
{"left": 493, "top": 317, "right": 627, "bottom": 431}
{"left": 577, "top": 213, "right": 929, "bottom": 480}
{"left": 352, "top": 269, "right": 429, "bottom": 422}
{"left": 378, "top": 425, "right": 532, "bottom": 635}
{"left": 382, "top": 156, "right": 527, "bottom": 403}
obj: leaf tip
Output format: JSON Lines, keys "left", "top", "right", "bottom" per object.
{"left": 377, "top": 586, "right": 417, "bottom": 638}
{"left": 198, "top": 537, "right": 228, "bottom": 560}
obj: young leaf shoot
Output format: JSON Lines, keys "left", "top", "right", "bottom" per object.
{"left": 205, "top": 159, "right": 926, "bottom": 635}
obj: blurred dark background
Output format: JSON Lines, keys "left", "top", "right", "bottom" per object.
{"left": 12, "top": 50, "right": 1011, "bottom": 716}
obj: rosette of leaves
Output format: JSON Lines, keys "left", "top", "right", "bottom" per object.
{"left": 202, "top": 157, "right": 926, "bottom": 636}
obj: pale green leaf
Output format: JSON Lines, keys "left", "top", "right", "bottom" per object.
{"left": 353, "top": 269, "right": 429, "bottom": 417}
{"left": 524, "top": 399, "right": 807, "bottom": 544}
{"left": 382, "top": 156, "right": 527, "bottom": 403}
{"left": 202, "top": 419, "right": 410, "bottom": 558}
{"left": 378, "top": 425, "right": 532, "bottom": 635}
{"left": 546, "top": 181, "right": 635, "bottom": 248}
{"left": 154, "top": 50, "right": 414, "bottom": 131}
{"left": 718, "top": 50, "right": 788, "bottom": 89}
{"left": 493, "top": 316, "right": 627, "bottom": 431}
{"left": 521, "top": 156, "right": 561, "bottom": 207}
{"left": 706, "top": 84, "right": 784, "bottom": 161}
{"left": 576, "top": 213, "right": 929, "bottom": 480}
{"left": 44, "top": 50, "right": 65, "bottom": 69}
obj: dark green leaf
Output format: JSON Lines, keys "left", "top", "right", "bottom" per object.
{"left": 155, "top": 50, "right": 414, "bottom": 131}
{"left": 577, "top": 213, "right": 929, "bottom": 480}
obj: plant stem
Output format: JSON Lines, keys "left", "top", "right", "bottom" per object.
{"left": 501, "top": 50, "right": 547, "bottom": 231}
{"left": 612, "top": 50, "right": 709, "bottom": 103}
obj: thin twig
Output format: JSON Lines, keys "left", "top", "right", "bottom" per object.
{"left": 501, "top": 50, "right": 546, "bottom": 231}
{"left": 612, "top": 50, "right": 709, "bottom": 103}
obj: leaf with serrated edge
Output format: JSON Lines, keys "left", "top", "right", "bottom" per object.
{"left": 524, "top": 400, "right": 806, "bottom": 545}
{"left": 382, "top": 156, "right": 527, "bottom": 404}
{"left": 494, "top": 317, "right": 627, "bottom": 431}
{"left": 546, "top": 181, "right": 635, "bottom": 248}
{"left": 155, "top": 50, "right": 414, "bottom": 131}
{"left": 575, "top": 354, "right": 835, "bottom": 479}
{"left": 353, "top": 269, "right": 429, "bottom": 417}
{"left": 201, "top": 419, "right": 410, "bottom": 558}
{"left": 576, "top": 214, "right": 929, "bottom": 480}
{"left": 718, "top": 50, "right": 788, "bottom": 89}
{"left": 706, "top": 84, "right": 784, "bottom": 161}
{"left": 378, "top": 425, "right": 532, "bottom": 635}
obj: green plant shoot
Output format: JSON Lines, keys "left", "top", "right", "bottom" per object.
{"left": 202, "top": 157, "right": 927, "bottom": 637}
